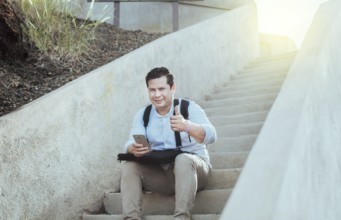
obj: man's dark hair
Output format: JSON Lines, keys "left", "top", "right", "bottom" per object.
{"left": 145, "top": 67, "right": 174, "bottom": 88}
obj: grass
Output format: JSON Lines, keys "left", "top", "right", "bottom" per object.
{"left": 18, "top": 0, "right": 109, "bottom": 63}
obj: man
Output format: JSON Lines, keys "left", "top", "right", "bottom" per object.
{"left": 121, "top": 67, "right": 217, "bottom": 220}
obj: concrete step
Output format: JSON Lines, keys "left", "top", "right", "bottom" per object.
{"left": 206, "top": 85, "right": 281, "bottom": 100}
{"left": 208, "top": 135, "right": 257, "bottom": 153}
{"left": 83, "top": 214, "right": 122, "bottom": 220}
{"left": 241, "top": 61, "right": 292, "bottom": 74}
{"left": 210, "top": 152, "right": 248, "bottom": 169}
{"left": 251, "top": 52, "right": 296, "bottom": 64}
{"left": 224, "top": 74, "right": 286, "bottom": 88}
{"left": 103, "top": 189, "right": 232, "bottom": 215}
{"left": 219, "top": 78, "right": 285, "bottom": 93}
{"left": 231, "top": 70, "right": 287, "bottom": 84}
{"left": 235, "top": 65, "right": 289, "bottom": 79}
{"left": 209, "top": 111, "right": 268, "bottom": 126}
{"left": 200, "top": 93, "right": 277, "bottom": 108}
{"left": 251, "top": 53, "right": 296, "bottom": 65}
{"left": 215, "top": 122, "right": 263, "bottom": 137}
{"left": 144, "top": 214, "right": 220, "bottom": 220}
{"left": 205, "top": 101, "right": 273, "bottom": 116}
{"left": 83, "top": 214, "right": 220, "bottom": 220}
{"left": 216, "top": 79, "right": 284, "bottom": 96}
{"left": 207, "top": 168, "right": 241, "bottom": 189}
{"left": 236, "top": 60, "right": 292, "bottom": 76}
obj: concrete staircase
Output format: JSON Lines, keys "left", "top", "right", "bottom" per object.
{"left": 83, "top": 52, "right": 296, "bottom": 220}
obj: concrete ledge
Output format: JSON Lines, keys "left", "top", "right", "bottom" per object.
{"left": 221, "top": 1, "right": 341, "bottom": 219}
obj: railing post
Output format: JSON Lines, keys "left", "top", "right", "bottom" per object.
{"left": 114, "top": 1, "right": 120, "bottom": 26}
{"left": 89, "top": 0, "right": 194, "bottom": 30}
{"left": 172, "top": 2, "right": 179, "bottom": 31}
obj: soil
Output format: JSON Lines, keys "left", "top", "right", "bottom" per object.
{"left": 0, "top": 23, "right": 166, "bottom": 117}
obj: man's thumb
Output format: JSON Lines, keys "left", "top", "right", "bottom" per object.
{"left": 174, "top": 105, "right": 181, "bottom": 115}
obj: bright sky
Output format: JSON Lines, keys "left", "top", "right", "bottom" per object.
{"left": 255, "top": 0, "right": 330, "bottom": 48}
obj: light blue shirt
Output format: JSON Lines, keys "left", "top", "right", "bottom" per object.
{"left": 124, "top": 98, "right": 217, "bottom": 163}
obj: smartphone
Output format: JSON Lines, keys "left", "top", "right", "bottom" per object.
{"left": 133, "top": 134, "right": 151, "bottom": 149}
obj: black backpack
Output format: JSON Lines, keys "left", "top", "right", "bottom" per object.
{"left": 117, "top": 99, "right": 191, "bottom": 164}
{"left": 143, "top": 98, "right": 190, "bottom": 147}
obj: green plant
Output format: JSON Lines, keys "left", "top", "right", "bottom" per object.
{"left": 19, "top": 0, "right": 108, "bottom": 63}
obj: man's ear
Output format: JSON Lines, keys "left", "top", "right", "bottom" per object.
{"left": 171, "top": 83, "right": 176, "bottom": 93}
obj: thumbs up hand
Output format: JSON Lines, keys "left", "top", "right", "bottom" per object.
{"left": 174, "top": 105, "right": 181, "bottom": 116}
{"left": 170, "top": 105, "right": 187, "bottom": 132}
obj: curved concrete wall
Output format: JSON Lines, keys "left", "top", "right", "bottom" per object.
{"left": 0, "top": 2, "right": 258, "bottom": 219}
{"left": 221, "top": 1, "right": 341, "bottom": 219}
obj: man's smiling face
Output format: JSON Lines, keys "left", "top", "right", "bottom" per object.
{"left": 147, "top": 76, "right": 176, "bottom": 116}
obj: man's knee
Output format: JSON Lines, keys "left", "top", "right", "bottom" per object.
{"left": 174, "top": 154, "right": 196, "bottom": 171}
{"left": 121, "top": 161, "right": 141, "bottom": 177}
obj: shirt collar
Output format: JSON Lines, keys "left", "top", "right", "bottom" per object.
{"left": 154, "top": 98, "right": 175, "bottom": 118}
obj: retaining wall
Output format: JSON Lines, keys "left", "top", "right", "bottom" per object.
{"left": 79, "top": 0, "right": 253, "bottom": 32}
{"left": 221, "top": 1, "right": 341, "bottom": 219}
{"left": 0, "top": 2, "right": 258, "bottom": 219}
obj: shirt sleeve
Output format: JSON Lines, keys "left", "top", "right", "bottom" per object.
{"left": 123, "top": 108, "right": 146, "bottom": 153}
{"left": 187, "top": 101, "right": 217, "bottom": 145}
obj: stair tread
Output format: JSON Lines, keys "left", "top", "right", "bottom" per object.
{"left": 210, "top": 152, "right": 248, "bottom": 169}
{"left": 207, "top": 85, "right": 282, "bottom": 100}
{"left": 104, "top": 189, "right": 232, "bottom": 215}
{"left": 201, "top": 93, "right": 278, "bottom": 108}
{"left": 204, "top": 101, "right": 275, "bottom": 111}
{"left": 232, "top": 71, "right": 287, "bottom": 82}
{"left": 219, "top": 82, "right": 285, "bottom": 95}
{"left": 208, "top": 135, "right": 257, "bottom": 152}
{"left": 208, "top": 168, "right": 242, "bottom": 189}
{"left": 251, "top": 52, "right": 297, "bottom": 63}
{"left": 215, "top": 122, "right": 263, "bottom": 137}
{"left": 223, "top": 76, "right": 286, "bottom": 88}
{"left": 83, "top": 214, "right": 220, "bottom": 220}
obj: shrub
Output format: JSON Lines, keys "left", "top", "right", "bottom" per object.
{"left": 18, "top": 0, "right": 108, "bottom": 63}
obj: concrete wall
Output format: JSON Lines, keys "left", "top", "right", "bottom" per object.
{"left": 120, "top": 3, "right": 226, "bottom": 32}
{"left": 78, "top": 1, "right": 228, "bottom": 32}
{"left": 115, "top": 0, "right": 252, "bottom": 32}
{"left": 0, "top": 2, "right": 258, "bottom": 219}
{"left": 221, "top": 1, "right": 341, "bottom": 219}
{"left": 183, "top": 0, "right": 253, "bottom": 10}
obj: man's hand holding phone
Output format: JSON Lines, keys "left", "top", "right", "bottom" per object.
{"left": 128, "top": 135, "right": 151, "bottom": 157}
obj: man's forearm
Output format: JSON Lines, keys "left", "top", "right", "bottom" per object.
{"left": 185, "top": 120, "right": 206, "bottom": 143}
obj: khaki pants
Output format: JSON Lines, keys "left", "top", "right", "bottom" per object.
{"left": 120, "top": 153, "right": 212, "bottom": 220}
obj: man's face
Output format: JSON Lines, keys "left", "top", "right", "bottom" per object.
{"left": 147, "top": 76, "right": 175, "bottom": 115}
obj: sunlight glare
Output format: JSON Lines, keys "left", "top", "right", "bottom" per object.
{"left": 255, "top": 0, "right": 330, "bottom": 47}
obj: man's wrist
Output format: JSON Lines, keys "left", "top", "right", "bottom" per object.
{"left": 185, "top": 120, "right": 191, "bottom": 133}
{"left": 127, "top": 144, "right": 134, "bottom": 153}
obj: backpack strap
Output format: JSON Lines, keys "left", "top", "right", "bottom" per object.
{"left": 178, "top": 99, "right": 191, "bottom": 144}
{"left": 173, "top": 99, "right": 181, "bottom": 147}
{"left": 143, "top": 98, "right": 190, "bottom": 147}
{"left": 143, "top": 104, "right": 152, "bottom": 128}
{"left": 180, "top": 99, "right": 189, "bottom": 120}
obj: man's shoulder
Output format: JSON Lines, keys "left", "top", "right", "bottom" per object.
{"left": 135, "top": 105, "right": 150, "bottom": 117}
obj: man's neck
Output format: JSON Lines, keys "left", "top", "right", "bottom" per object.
{"left": 156, "top": 105, "right": 172, "bottom": 116}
